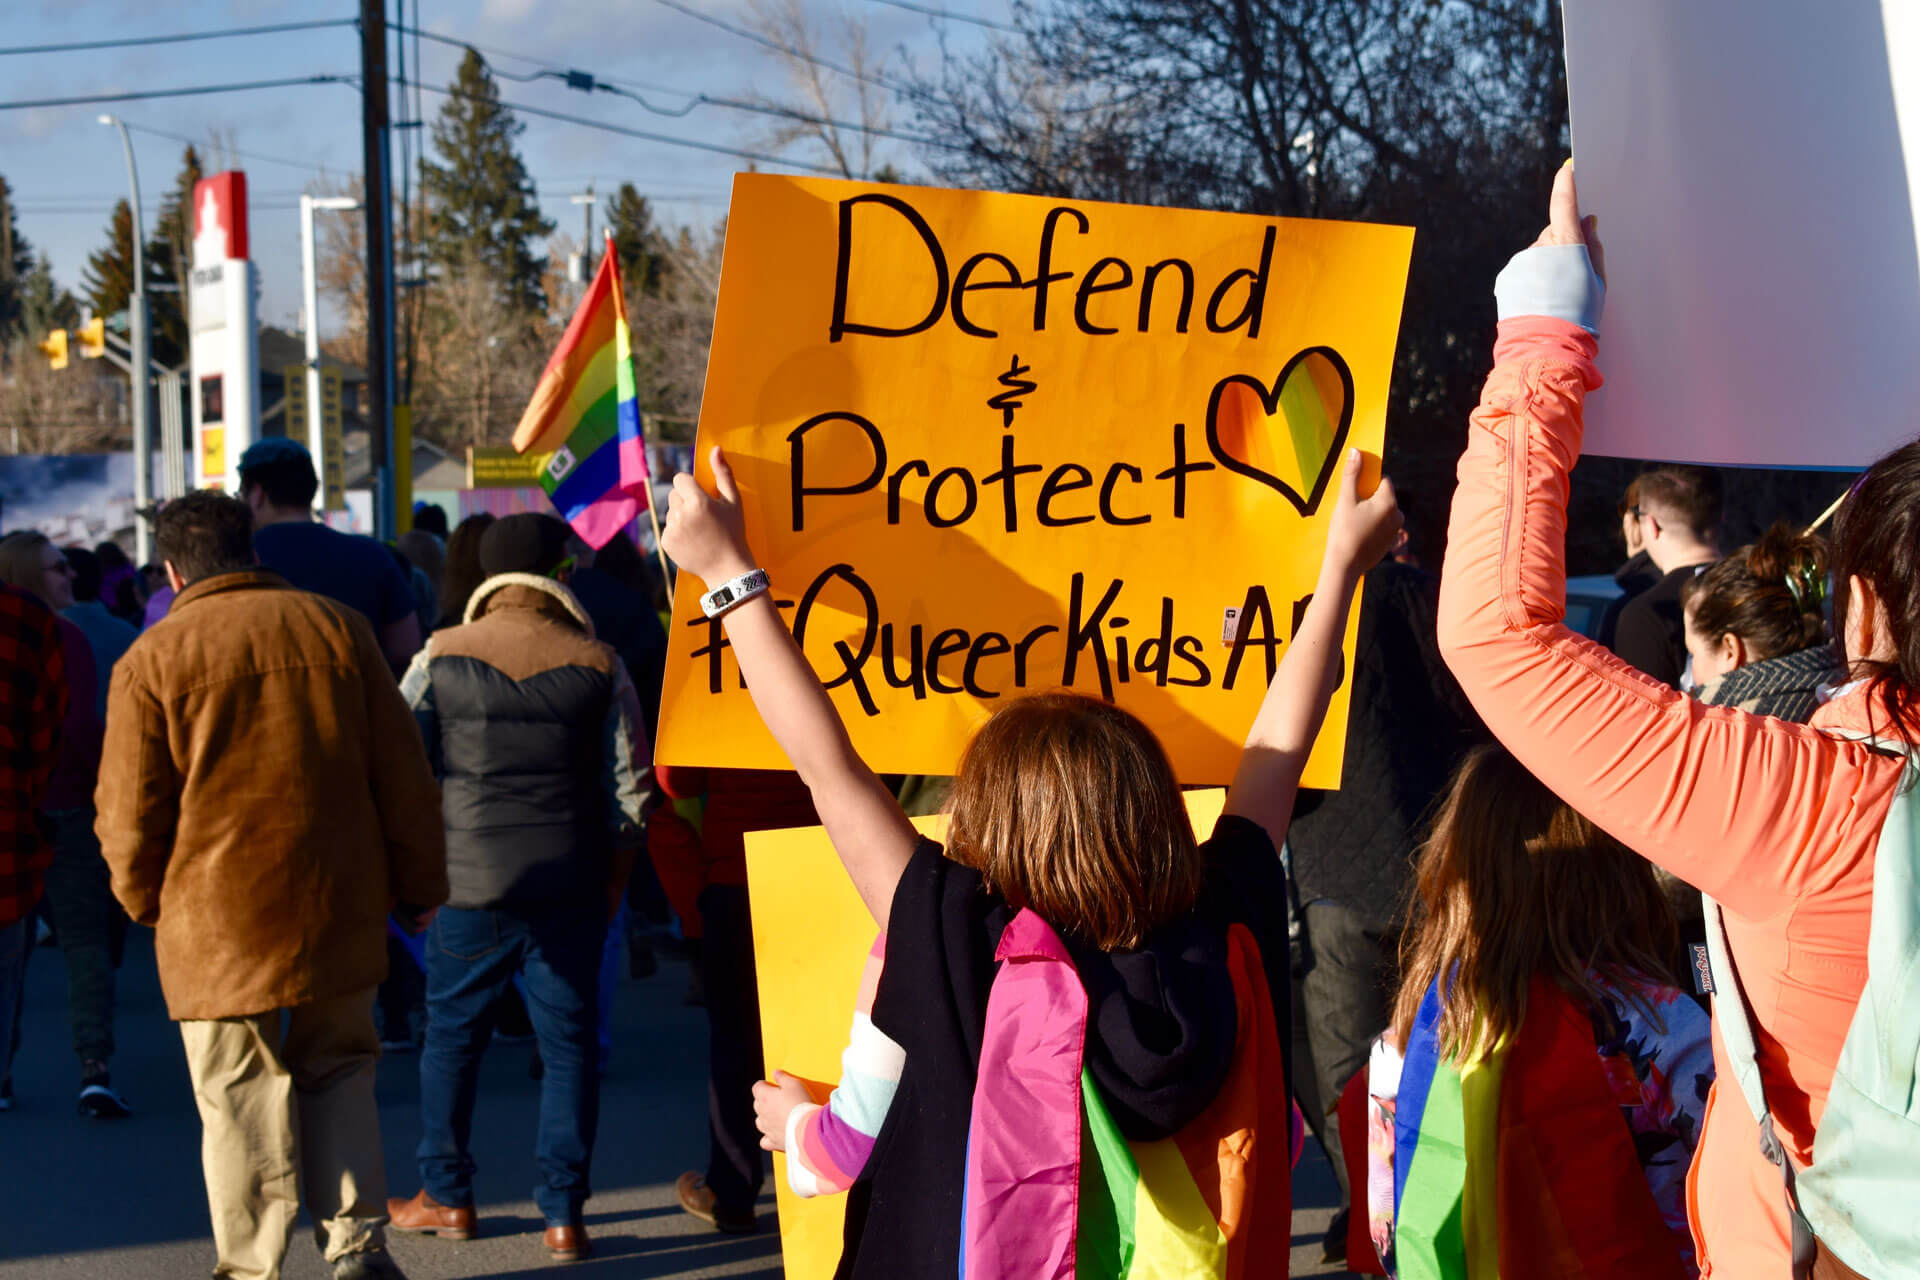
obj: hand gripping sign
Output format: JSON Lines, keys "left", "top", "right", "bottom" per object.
{"left": 657, "top": 176, "right": 1413, "bottom": 786}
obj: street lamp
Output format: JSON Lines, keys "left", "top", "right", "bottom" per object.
{"left": 301, "top": 195, "right": 361, "bottom": 513}
{"left": 98, "top": 114, "right": 152, "bottom": 562}
{"left": 568, "top": 189, "right": 595, "bottom": 288}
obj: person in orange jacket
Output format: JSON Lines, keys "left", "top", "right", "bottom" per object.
{"left": 1438, "top": 164, "right": 1903, "bottom": 1276}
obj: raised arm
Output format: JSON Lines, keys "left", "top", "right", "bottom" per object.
{"left": 1435, "top": 165, "right": 1900, "bottom": 913}
{"left": 1223, "top": 448, "right": 1403, "bottom": 849}
{"left": 660, "top": 447, "right": 919, "bottom": 930}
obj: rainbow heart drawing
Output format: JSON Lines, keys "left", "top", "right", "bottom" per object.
{"left": 1204, "top": 346, "right": 1355, "bottom": 517}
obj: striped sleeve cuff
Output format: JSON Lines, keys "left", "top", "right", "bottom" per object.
{"left": 785, "top": 1103, "right": 827, "bottom": 1198}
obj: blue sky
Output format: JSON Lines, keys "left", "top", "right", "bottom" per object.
{"left": 4, "top": 0, "right": 1013, "bottom": 331}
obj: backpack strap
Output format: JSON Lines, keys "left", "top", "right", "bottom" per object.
{"left": 1703, "top": 725, "right": 1916, "bottom": 1276}
{"left": 1701, "top": 894, "right": 1821, "bottom": 1278}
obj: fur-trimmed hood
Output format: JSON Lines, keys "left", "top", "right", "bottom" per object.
{"left": 462, "top": 572, "right": 596, "bottom": 638}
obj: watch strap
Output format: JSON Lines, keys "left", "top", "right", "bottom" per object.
{"left": 700, "top": 568, "right": 771, "bottom": 619}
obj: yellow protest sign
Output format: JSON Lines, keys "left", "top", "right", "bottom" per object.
{"left": 657, "top": 175, "right": 1412, "bottom": 785}
{"left": 744, "top": 788, "right": 1228, "bottom": 1280}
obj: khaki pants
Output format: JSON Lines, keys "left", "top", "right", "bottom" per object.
{"left": 179, "top": 988, "right": 390, "bottom": 1280}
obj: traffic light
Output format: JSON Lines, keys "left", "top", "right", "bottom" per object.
{"left": 37, "top": 329, "right": 68, "bottom": 370}
{"left": 76, "top": 316, "right": 106, "bottom": 360}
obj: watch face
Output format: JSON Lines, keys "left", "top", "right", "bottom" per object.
{"left": 712, "top": 587, "right": 734, "bottom": 607}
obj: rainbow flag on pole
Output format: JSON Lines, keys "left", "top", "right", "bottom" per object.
{"left": 511, "top": 236, "right": 651, "bottom": 548}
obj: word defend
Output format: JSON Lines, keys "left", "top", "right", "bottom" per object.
{"left": 655, "top": 175, "right": 1413, "bottom": 785}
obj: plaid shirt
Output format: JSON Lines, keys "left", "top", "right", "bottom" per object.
{"left": 1, "top": 585, "right": 67, "bottom": 925}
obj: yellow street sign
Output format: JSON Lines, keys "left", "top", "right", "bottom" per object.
{"left": 467, "top": 445, "right": 554, "bottom": 488}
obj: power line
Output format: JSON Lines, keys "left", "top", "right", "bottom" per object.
{"left": 395, "top": 24, "right": 569, "bottom": 75}
{"left": 402, "top": 76, "right": 847, "bottom": 177}
{"left": 649, "top": 0, "right": 922, "bottom": 101}
{"left": 0, "top": 18, "right": 358, "bottom": 58}
{"left": 393, "top": 22, "right": 952, "bottom": 151}
{"left": 865, "top": 0, "right": 1019, "bottom": 32}
{"left": 120, "top": 121, "right": 346, "bottom": 176}
{"left": 604, "top": 78, "right": 949, "bottom": 147}
{"left": 0, "top": 75, "right": 356, "bottom": 113}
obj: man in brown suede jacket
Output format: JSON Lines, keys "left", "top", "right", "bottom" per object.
{"left": 95, "top": 491, "right": 446, "bottom": 1280}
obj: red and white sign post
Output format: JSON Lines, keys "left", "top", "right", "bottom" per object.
{"left": 189, "top": 172, "right": 261, "bottom": 489}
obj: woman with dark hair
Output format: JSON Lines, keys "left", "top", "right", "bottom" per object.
{"left": 590, "top": 528, "right": 668, "bottom": 614}
{"left": 1683, "top": 522, "right": 1842, "bottom": 721}
{"left": 92, "top": 541, "right": 145, "bottom": 625}
{"left": 1438, "top": 166, "right": 1913, "bottom": 1276}
{"left": 1681, "top": 521, "right": 1840, "bottom": 721}
{"left": 436, "top": 513, "right": 494, "bottom": 631}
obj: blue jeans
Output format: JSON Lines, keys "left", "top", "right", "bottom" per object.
{"left": 0, "top": 915, "right": 30, "bottom": 1086}
{"left": 418, "top": 903, "right": 606, "bottom": 1226}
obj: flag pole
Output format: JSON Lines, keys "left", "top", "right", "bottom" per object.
{"left": 1805, "top": 486, "right": 1850, "bottom": 536}
{"left": 608, "top": 231, "right": 676, "bottom": 609}
{"left": 644, "top": 461, "right": 674, "bottom": 611}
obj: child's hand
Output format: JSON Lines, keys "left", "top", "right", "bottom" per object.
{"left": 1323, "top": 448, "right": 1402, "bottom": 578}
{"left": 753, "top": 1070, "right": 813, "bottom": 1152}
{"left": 661, "top": 446, "right": 755, "bottom": 585}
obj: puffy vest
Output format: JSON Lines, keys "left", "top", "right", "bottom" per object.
{"left": 426, "top": 576, "right": 616, "bottom": 909}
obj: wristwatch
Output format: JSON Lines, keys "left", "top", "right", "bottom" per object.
{"left": 699, "top": 568, "right": 770, "bottom": 619}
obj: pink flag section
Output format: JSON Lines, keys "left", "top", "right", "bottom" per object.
{"left": 962, "top": 910, "right": 1088, "bottom": 1280}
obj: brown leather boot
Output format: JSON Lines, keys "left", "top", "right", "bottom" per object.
{"left": 386, "top": 1189, "right": 476, "bottom": 1240}
{"left": 544, "top": 1223, "right": 591, "bottom": 1262}
{"left": 675, "top": 1171, "right": 757, "bottom": 1234}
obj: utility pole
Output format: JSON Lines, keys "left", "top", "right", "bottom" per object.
{"left": 100, "top": 115, "right": 152, "bottom": 563}
{"left": 360, "top": 0, "right": 398, "bottom": 539}
{"left": 1, "top": 189, "right": 13, "bottom": 297}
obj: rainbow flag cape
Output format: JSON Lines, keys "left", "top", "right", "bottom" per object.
{"left": 1390, "top": 977, "right": 1684, "bottom": 1280}
{"left": 958, "top": 911, "right": 1290, "bottom": 1279}
{"left": 510, "top": 237, "right": 650, "bottom": 548}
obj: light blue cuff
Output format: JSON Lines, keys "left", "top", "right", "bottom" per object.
{"left": 1493, "top": 243, "right": 1605, "bottom": 334}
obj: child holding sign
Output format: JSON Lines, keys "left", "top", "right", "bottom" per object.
{"left": 661, "top": 444, "right": 1401, "bottom": 1277}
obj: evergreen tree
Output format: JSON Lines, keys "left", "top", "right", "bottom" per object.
{"left": 0, "top": 175, "right": 34, "bottom": 342}
{"left": 147, "top": 145, "right": 203, "bottom": 365}
{"left": 18, "top": 253, "right": 79, "bottom": 335}
{"left": 420, "top": 49, "right": 553, "bottom": 314}
{"left": 605, "top": 183, "right": 666, "bottom": 296}
{"left": 81, "top": 199, "right": 138, "bottom": 323}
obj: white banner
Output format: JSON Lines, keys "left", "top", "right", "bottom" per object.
{"left": 1564, "top": 0, "right": 1920, "bottom": 467}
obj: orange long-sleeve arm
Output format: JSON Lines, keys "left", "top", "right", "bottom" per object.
{"left": 1436, "top": 317, "right": 1899, "bottom": 918}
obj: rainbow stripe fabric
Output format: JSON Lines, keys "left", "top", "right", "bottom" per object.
{"left": 510, "top": 240, "right": 651, "bottom": 548}
{"left": 959, "top": 911, "right": 1290, "bottom": 1279}
{"left": 1389, "top": 977, "right": 1685, "bottom": 1280}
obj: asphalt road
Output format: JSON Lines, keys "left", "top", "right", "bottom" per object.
{"left": 0, "top": 930, "right": 1352, "bottom": 1278}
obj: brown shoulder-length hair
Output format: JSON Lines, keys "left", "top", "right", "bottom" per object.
{"left": 1390, "top": 746, "right": 1681, "bottom": 1064}
{"left": 945, "top": 692, "right": 1202, "bottom": 951}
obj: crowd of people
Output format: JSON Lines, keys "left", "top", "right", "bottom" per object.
{"left": 1, "top": 163, "right": 1913, "bottom": 1280}
{"left": 0, "top": 439, "right": 777, "bottom": 1277}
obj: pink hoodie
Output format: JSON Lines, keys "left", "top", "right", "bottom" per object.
{"left": 1437, "top": 316, "right": 1899, "bottom": 1277}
